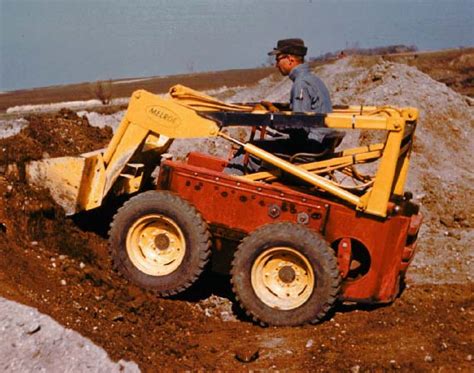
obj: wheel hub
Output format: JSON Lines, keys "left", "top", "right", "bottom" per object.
{"left": 251, "top": 247, "right": 315, "bottom": 310}
{"left": 278, "top": 265, "right": 296, "bottom": 283}
{"left": 154, "top": 233, "right": 170, "bottom": 251}
{"left": 126, "top": 214, "right": 186, "bottom": 276}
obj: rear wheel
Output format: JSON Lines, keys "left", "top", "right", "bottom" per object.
{"left": 109, "top": 191, "right": 211, "bottom": 296}
{"left": 231, "top": 222, "right": 341, "bottom": 326}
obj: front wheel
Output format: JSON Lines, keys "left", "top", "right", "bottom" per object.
{"left": 231, "top": 222, "right": 341, "bottom": 326}
{"left": 109, "top": 191, "right": 211, "bottom": 296}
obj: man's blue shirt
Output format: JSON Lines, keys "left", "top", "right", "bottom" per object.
{"left": 289, "top": 63, "right": 332, "bottom": 114}
{"left": 288, "top": 63, "right": 334, "bottom": 142}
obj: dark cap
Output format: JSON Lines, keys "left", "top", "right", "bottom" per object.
{"left": 268, "top": 38, "right": 308, "bottom": 56}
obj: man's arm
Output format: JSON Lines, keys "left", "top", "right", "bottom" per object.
{"left": 291, "top": 80, "right": 314, "bottom": 113}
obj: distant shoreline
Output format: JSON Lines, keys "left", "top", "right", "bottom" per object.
{"left": 1, "top": 47, "right": 472, "bottom": 114}
{"left": 0, "top": 66, "right": 276, "bottom": 113}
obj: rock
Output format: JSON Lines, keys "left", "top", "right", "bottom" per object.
{"left": 129, "top": 295, "right": 146, "bottom": 309}
{"left": 372, "top": 72, "right": 383, "bottom": 81}
{"left": 60, "top": 279, "right": 66, "bottom": 286}
{"left": 111, "top": 312, "right": 124, "bottom": 322}
{"left": 26, "top": 324, "right": 41, "bottom": 335}
{"left": 350, "top": 365, "right": 360, "bottom": 373}
{"left": 0, "top": 298, "right": 140, "bottom": 371}
{"left": 6, "top": 163, "right": 20, "bottom": 180}
{"left": 106, "top": 289, "right": 116, "bottom": 300}
{"left": 235, "top": 347, "right": 259, "bottom": 363}
{"left": 440, "top": 216, "right": 454, "bottom": 227}
{"left": 389, "top": 359, "right": 400, "bottom": 369}
{"left": 424, "top": 354, "right": 433, "bottom": 362}
{"left": 305, "top": 339, "right": 314, "bottom": 348}
{"left": 219, "top": 311, "right": 234, "bottom": 322}
{"left": 64, "top": 266, "right": 79, "bottom": 276}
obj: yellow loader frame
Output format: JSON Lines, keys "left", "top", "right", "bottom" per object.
{"left": 26, "top": 87, "right": 418, "bottom": 218}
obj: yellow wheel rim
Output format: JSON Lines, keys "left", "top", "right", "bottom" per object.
{"left": 126, "top": 214, "right": 186, "bottom": 276}
{"left": 251, "top": 247, "right": 315, "bottom": 310}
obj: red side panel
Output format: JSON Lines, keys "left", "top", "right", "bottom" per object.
{"left": 159, "top": 155, "right": 420, "bottom": 304}
{"left": 324, "top": 205, "right": 410, "bottom": 303}
{"left": 163, "top": 161, "right": 329, "bottom": 234}
{"left": 187, "top": 152, "right": 228, "bottom": 172}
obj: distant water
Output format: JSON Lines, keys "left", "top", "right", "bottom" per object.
{"left": 1, "top": 0, "right": 473, "bottom": 91}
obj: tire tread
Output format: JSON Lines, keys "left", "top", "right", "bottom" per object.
{"left": 109, "top": 191, "right": 211, "bottom": 296}
{"left": 231, "top": 222, "right": 341, "bottom": 326}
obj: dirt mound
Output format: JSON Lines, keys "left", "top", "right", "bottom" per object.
{"left": 0, "top": 109, "right": 234, "bottom": 370}
{"left": 312, "top": 57, "right": 474, "bottom": 284}
{"left": 0, "top": 109, "right": 112, "bottom": 165}
{"left": 0, "top": 183, "right": 210, "bottom": 369}
{"left": 385, "top": 48, "right": 474, "bottom": 98}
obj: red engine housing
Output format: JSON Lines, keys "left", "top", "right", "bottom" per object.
{"left": 157, "top": 152, "right": 422, "bottom": 304}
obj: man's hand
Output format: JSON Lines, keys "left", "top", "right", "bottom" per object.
{"left": 260, "top": 101, "right": 279, "bottom": 112}
{"left": 252, "top": 103, "right": 267, "bottom": 111}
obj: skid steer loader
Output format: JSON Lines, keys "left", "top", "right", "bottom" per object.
{"left": 26, "top": 85, "right": 423, "bottom": 326}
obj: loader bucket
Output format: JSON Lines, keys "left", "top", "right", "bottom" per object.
{"left": 26, "top": 151, "right": 106, "bottom": 216}
{"left": 26, "top": 156, "right": 87, "bottom": 215}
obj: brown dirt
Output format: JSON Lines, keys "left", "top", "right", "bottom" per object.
{"left": 0, "top": 172, "right": 472, "bottom": 371}
{"left": 0, "top": 52, "right": 473, "bottom": 371}
{"left": 0, "top": 191, "right": 472, "bottom": 372}
{"left": 0, "top": 109, "right": 112, "bottom": 165}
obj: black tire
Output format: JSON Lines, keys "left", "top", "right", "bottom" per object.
{"left": 109, "top": 190, "right": 211, "bottom": 296}
{"left": 231, "top": 222, "right": 341, "bottom": 326}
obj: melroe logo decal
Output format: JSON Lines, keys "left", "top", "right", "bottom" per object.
{"left": 147, "top": 105, "right": 181, "bottom": 128}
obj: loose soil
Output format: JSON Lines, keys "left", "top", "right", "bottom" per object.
{"left": 0, "top": 50, "right": 473, "bottom": 371}
{"left": 0, "top": 109, "right": 112, "bottom": 165}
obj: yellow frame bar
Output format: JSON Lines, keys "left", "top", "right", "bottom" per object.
{"left": 239, "top": 107, "right": 418, "bottom": 218}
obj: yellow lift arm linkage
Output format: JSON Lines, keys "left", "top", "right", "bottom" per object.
{"left": 26, "top": 86, "right": 417, "bottom": 218}
{"left": 232, "top": 106, "right": 418, "bottom": 217}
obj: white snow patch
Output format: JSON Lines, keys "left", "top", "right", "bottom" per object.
{"left": 0, "top": 118, "right": 28, "bottom": 138}
{"left": 6, "top": 97, "right": 130, "bottom": 115}
{"left": 114, "top": 78, "right": 152, "bottom": 85}
{"left": 77, "top": 110, "right": 126, "bottom": 132}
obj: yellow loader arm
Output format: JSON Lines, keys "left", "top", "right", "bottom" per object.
{"left": 26, "top": 85, "right": 418, "bottom": 219}
{"left": 26, "top": 89, "right": 221, "bottom": 215}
